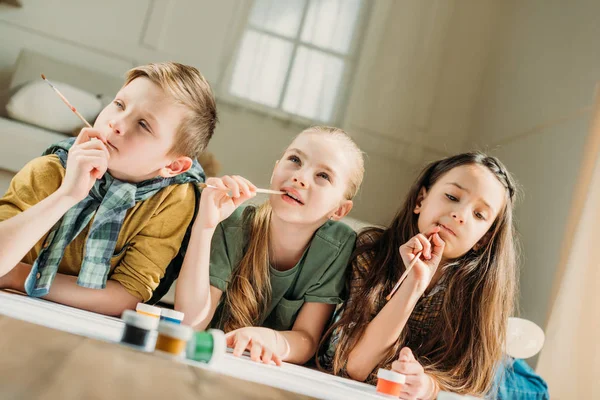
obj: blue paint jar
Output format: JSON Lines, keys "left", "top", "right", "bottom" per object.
{"left": 160, "top": 309, "right": 184, "bottom": 324}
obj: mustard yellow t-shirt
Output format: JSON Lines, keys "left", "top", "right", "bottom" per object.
{"left": 0, "top": 155, "right": 196, "bottom": 301}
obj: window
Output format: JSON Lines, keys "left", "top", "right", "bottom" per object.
{"left": 227, "top": 0, "right": 368, "bottom": 124}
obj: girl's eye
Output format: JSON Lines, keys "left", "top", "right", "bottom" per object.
{"left": 139, "top": 120, "right": 149, "bottom": 131}
{"left": 114, "top": 100, "right": 124, "bottom": 109}
{"left": 288, "top": 155, "right": 301, "bottom": 164}
{"left": 475, "top": 212, "right": 486, "bottom": 221}
{"left": 317, "top": 172, "right": 330, "bottom": 181}
{"left": 445, "top": 194, "right": 458, "bottom": 202}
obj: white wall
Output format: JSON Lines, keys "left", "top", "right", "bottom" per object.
{"left": 0, "top": 0, "right": 499, "bottom": 226}
{"left": 471, "top": 0, "right": 600, "bottom": 359}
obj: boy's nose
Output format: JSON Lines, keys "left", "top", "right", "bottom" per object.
{"left": 108, "top": 120, "right": 122, "bottom": 135}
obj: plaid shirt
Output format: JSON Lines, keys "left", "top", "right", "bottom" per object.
{"left": 24, "top": 138, "right": 205, "bottom": 297}
{"left": 322, "top": 230, "right": 447, "bottom": 385}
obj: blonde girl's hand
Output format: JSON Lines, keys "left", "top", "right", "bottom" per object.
{"left": 196, "top": 175, "right": 257, "bottom": 230}
{"left": 60, "top": 128, "right": 110, "bottom": 202}
{"left": 225, "top": 327, "right": 283, "bottom": 366}
{"left": 398, "top": 226, "right": 445, "bottom": 293}
{"left": 391, "top": 347, "right": 438, "bottom": 400}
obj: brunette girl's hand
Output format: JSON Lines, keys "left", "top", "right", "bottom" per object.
{"left": 398, "top": 226, "right": 445, "bottom": 292}
{"left": 391, "top": 347, "right": 438, "bottom": 400}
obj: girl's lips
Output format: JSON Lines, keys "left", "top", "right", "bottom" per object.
{"left": 438, "top": 223, "right": 456, "bottom": 236}
{"left": 281, "top": 193, "right": 303, "bottom": 206}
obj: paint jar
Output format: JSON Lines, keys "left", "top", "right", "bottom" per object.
{"left": 136, "top": 303, "right": 161, "bottom": 319}
{"left": 120, "top": 309, "right": 159, "bottom": 351}
{"left": 376, "top": 369, "right": 406, "bottom": 398}
{"left": 186, "top": 329, "right": 226, "bottom": 365}
{"left": 154, "top": 321, "right": 194, "bottom": 357}
{"left": 160, "top": 308, "right": 184, "bottom": 325}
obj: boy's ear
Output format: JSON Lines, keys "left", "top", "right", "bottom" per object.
{"left": 160, "top": 156, "right": 193, "bottom": 178}
{"left": 413, "top": 187, "right": 428, "bottom": 214}
{"left": 329, "top": 200, "right": 353, "bottom": 221}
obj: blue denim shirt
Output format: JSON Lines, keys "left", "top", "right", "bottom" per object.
{"left": 495, "top": 358, "right": 549, "bottom": 400}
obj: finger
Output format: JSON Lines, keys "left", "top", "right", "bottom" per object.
{"left": 75, "top": 155, "right": 108, "bottom": 175}
{"left": 73, "top": 139, "right": 110, "bottom": 161}
{"left": 250, "top": 339, "right": 263, "bottom": 362}
{"left": 400, "top": 347, "right": 416, "bottom": 362}
{"left": 74, "top": 128, "right": 106, "bottom": 145}
{"left": 74, "top": 149, "right": 109, "bottom": 161}
{"left": 271, "top": 350, "right": 282, "bottom": 366}
{"left": 430, "top": 233, "right": 446, "bottom": 259}
{"left": 239, "top": 176, "right": 257, "bottom": 192}
{"left": 222, "top": 175, "right": 240, "bottom": 198}
{"left": 391, "top": 360, "right": 422, "bottom": 375}
{"left": 261, "top": 347, "right": 273, "bottom": 365}
{"left": 205, "top": 177, "right": 230, "bottom": 198}
{"left": 399, "top": 389, "right": 418, "bottom": 400}
{"left": 405, "top": 236, "right": 423, "bottom": 254}
{"left": 233, "top": 334, "right": 251, "bottom": 357}
{"left": 415, "top": 234, "right": 432, "bottom": 259}
{"left": 233, "top": 175, "right": 253, "bottom": 198}
{"left": 225, "top": 332, "right": 236, "bottom": 349}
{"left": 425, "top": 225, "right": 441, "bottom": 237}
{"left": 404, "top": 374, "right": 425, "bottom": 387}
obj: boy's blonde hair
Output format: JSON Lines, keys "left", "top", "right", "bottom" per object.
{"left": 125, "top": 62, "right": 217, "bottom": 159}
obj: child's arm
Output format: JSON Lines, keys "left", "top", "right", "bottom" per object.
{"left": 1, "top": 262, "right": 138, "bottom": 316}
{"left": 226, "top": 302, "right": 335, "bottom": 365}
{"left": 175, "top": 176, "right": 256, "bottom": 328}
{"left": 345, "top": 230, "right": 445, "bottom": 382}
{"left": 0, "top": 129, "right": 109, "bottom": 277}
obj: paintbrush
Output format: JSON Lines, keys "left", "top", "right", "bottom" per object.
{"left": 41, "top": 74, "right": 92, "bottom": 128}
{"left": 198, "top": 182, "right": 284, "bottom": 195}
{"left": 386, "top": 235, "right": 434, "bottom": 301}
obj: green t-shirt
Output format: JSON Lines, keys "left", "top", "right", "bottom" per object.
{"left": 209, "top": 205, "right": 356, "bottom": 332}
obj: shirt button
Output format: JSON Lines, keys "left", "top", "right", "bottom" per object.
{"left": 36, "top": 272, "right": 41, "bottom": 279}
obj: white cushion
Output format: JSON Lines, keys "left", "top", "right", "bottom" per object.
{"left": 6, "top": 80, "right": 102, "bottom": 133}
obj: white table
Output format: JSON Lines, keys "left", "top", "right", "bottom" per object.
{"left": 0, "top": 290, "right": 384, "bottom": 400}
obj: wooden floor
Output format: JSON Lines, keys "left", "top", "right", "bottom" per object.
{"left": 0, "top": 315, "right": 312, "bottom": 400}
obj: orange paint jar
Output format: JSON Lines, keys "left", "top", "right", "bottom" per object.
{"left": 154, "top": 321, "right": 193, "bottom": 358}
{"left": 376, "top": 368, "right": 406, "bottom": 398}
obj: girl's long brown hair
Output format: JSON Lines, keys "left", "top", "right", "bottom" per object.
{"left": 222, "top": 126, "right": 364, "bottom": 332}
{"left": 319, "top": 152, "right": 519, "bottom": 396}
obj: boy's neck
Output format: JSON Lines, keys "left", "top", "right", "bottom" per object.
{"left": 268, "top": 214, "right": 321, "bottom": 272}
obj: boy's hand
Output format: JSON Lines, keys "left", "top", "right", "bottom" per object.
{"left": 391, "top": 347, "right": 438, "bottom": 400}
{"left": 398, "top": 226, "right": 445, "bottom": 293}
{"left": 59, "top": 128, "right": 110, "bottom": 202}
{"left": 196, "top": 175, "right": 256, "bottom": 230}
{"left": 226, "top": 327, "right": 283, "bottom": 366}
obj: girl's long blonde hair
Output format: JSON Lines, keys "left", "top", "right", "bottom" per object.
{"left": 319, "top": 151, "right": 519, "bottom": 396}
{"left": 222, "top": 126, "right": 364, "bottom": 332}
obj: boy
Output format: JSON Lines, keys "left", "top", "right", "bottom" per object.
{"left": 0, "top": 62, "right": 217, "bottom": 316}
